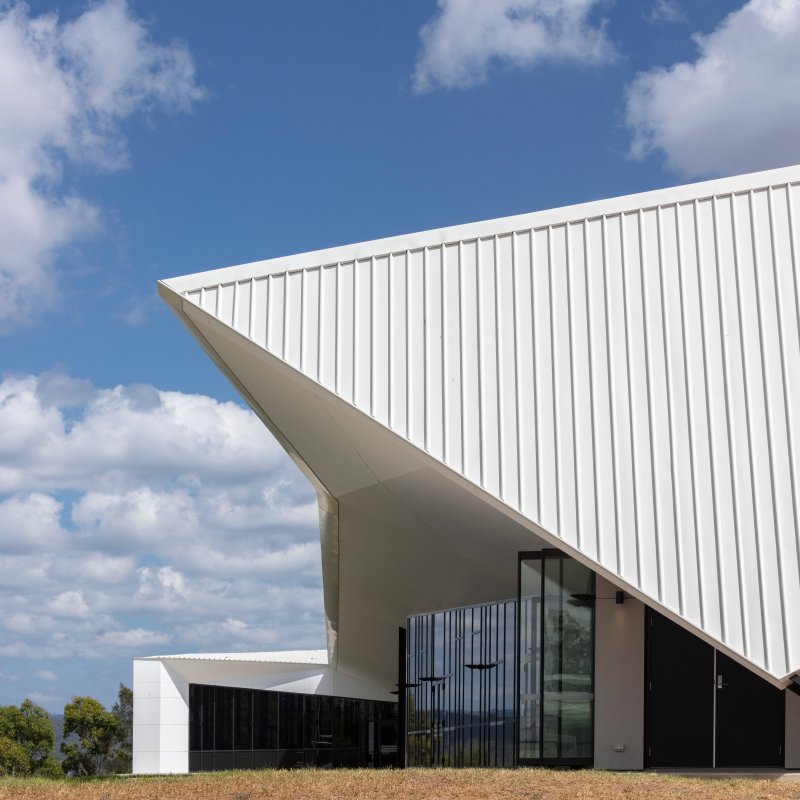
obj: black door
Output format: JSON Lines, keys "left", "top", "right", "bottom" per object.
{"left": 716, "top": 652, "right": 784, "bottom": 767}
{"left": 645, "top": 610, "right": 786, "bottom": 768}
{"left": 645, "top": 609, "right": 714, "bottom": 767}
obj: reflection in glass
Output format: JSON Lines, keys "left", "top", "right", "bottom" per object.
{"left": 518, "top": 552, "right": 594, "bottom": 765}
{"left": 188, "top": 684, "right": 397, "bottom": 771}
{"left": 279, "top": 693, "right": 303, "bottom": 749}
{"left": 518, "top": 558, "right": 541, "bottom": 761}
{"left": 406, "top": 598, "right": 517, "bottom": 767}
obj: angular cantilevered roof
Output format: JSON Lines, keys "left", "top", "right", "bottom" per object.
{"left": 160, "top": 164, "right": 800, "bottom": 687}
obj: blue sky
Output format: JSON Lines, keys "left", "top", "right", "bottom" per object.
{"left": 1, "top": 0, "right": 799, "bottom": 711}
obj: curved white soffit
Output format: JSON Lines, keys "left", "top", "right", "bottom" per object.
{"left": 161, "top": 164, "right": 800, "bottom": 685}
{"left": 157, "top": 294, "right": 341, "bottom": 668}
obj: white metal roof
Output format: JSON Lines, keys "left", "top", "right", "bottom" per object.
{"left": 160, "top": 164, "right": 800, "bottom": 687}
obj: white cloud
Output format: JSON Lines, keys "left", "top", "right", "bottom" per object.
{"left": 413, "top": 0, "right": 616, "bottom": 93}
{"left": 0, "top": 373, "right": 294, "bottom": 493}
{"left": 26, "top": 691, "right": 56, "bottom": 706}
{"left": 0, "top": 371, "right": 324, "bottom": 700}
{"left": 0, "top": 0, "right": 205, "bottom": 330}
{"left": 96, "top": 628, "right": 171, "bottom": 650}
{"left": 3, "top": 612, "right": 59, "bottom": 634}
{"left": 626, "top": 0, "right": 800, "bottom": 177}
{"left": 135, "top": 566, "right": 188, "bottom": 603}
{"left": 33, "top": 670, "right": 58, "bottom": 682}
{"left": 116, "top": 292, "right": 160, "bottom": 326}
{"left": 47, "top": 590, "right": 91, "bottom": 619}
{"left": 647, "top": 0, "right": 684, "bottom": 24}
{"left": 0, "top": 492, "right": 65, "bottom": 553}
{"left": 51, "top": 553, "right": 137, "bottom": 586}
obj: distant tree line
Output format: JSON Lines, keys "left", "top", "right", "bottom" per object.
{"left": 0, "top": 684, "right": 132, "bottom": 778}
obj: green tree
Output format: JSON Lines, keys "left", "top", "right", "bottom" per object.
{"left": 0, "top": 699, "right": 56, "bottom": 776}
{"left": 109, "top": 684, "right": 133, "bottom": 774}
{"left": 0, "top": 736, "right": 29, "bottom": 776}
{"left": 36, "top": 755, "right": 65, "bottom": 779}
{"left": 61, "top": 696, "right": 119, "bottom": 776}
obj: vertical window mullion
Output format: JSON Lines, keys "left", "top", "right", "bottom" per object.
{"left": 539, "top": 555, "right": 545, "bottom": 764}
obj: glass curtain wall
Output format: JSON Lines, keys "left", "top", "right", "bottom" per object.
{"left": 406, "top": 599, "right": 517, "bottom": 767}
{"left": 518, "top": 551, "right": 595, "bottom": 765}
{"left": 189, "top": 684, "right": 397, "bottom": 771}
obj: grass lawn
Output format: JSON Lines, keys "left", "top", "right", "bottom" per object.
{"left": 1, "top": 768, "right": 799, "bottom": 799}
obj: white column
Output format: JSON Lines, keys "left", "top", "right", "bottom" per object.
{"left": 132, "top": 659, "right": 189, "bottom": 774}
{"left": 593, "top": 575, "right": 645, "bottom": 769}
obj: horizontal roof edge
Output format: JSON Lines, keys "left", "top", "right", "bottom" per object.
{"left": 161, "top": 164, "right": 800, "bottom": 294}
{"left": 137, "top": 649, "right": 329, "bottom": 664}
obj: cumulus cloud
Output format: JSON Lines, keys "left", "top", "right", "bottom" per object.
{"left": 0, "top": 372, "right": 324, "bottom": 707}
{"left": 626, "top": 0, "right": 800, "bottom": 177}
{"left": 0, "top": 373, "right": 294, "bottom": 492}
{"left": 0, "top": 0, "right": 205, "bottom": 330}
{"left": 47, "top": 590, "right": 91, "bottom": 619}
{"left": 96, "top": 628, "right": 171, "bottom": 649}
{"left": 0, "top": 492, "right": 65, "bottom": 553}
{"left": 413, "top": 0, "right": 616, "bottom": 93}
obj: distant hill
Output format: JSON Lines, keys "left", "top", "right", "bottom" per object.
{"left": 49, "top": 713, "right": 77, "bottom": 762}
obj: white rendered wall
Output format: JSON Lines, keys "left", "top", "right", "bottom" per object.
{"left": 593, "top": 575, "right": 645, "bottom": 770}
{"left": 132, "top": 656, "right": 394, "bottom": 775}
{"left": 133, "top": 659, "right": 189, "bottom": 774}
{"left": 163, "top": 165, "right": 800, "bottom": 685}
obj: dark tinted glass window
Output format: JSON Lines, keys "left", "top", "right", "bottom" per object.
{"left": 334, "top": 697, "right": 359, "bottom": 749}
{"left": 518, "top": 552, "right": 594, "bottom": 765}
{"left": 253, "top": 690, "right": 277, "bottom": 749}
{"left": 189, "top": 684, "right": 202, "bottom": 751}
{"left": 315, "top": 695, "right": 334, "bottom": 750}
{"left": 406, "top": 598, "right": 517, "bottom": 767}
{"left": 214, "top": 687, "right": 233, "bottom": 750}
{"left": 201, "top": 685, "right": 214, "bottom": 751}
{"left": 234, "top": 688, "right": 252, "bottom": 750}
{"left": 303, "top": 695, "right": 318, "bottom": 749}
{"left": 279, "top": 692, "right": 303, "bottom": 749}
{"left": 214, "top": 751, "right": 233, "bottom": 771}
{"left": 188, "top": 684, "right": 397, "bottom": 771}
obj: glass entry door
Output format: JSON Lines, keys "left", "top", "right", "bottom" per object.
{"left": 518, "top": 551, "right": 595, "bottom": 766}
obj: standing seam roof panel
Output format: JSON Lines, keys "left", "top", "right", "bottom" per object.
{"left": 170, "top": 166, "right": 800, "bottom": 682}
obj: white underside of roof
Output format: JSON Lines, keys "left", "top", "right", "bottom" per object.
{"left": 161, "top": 164, "right": 800, "bottom": 687}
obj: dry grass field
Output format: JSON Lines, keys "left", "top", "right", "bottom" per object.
{"left": 1, "top": 769, "right": 800, "bottom": 800}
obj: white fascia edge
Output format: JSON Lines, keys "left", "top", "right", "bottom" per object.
{"left": 161, "top": 164, "right": 800, "bottom": 294}
{"left": 137, "top": 651, "right": 328, "bottom": 664}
